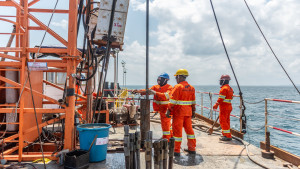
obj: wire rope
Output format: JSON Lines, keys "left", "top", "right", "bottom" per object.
{"left": 243, "top": 0, "right": 300, "bottom": 95}
{"left": 35, "top": 0, "right": 60, "bottom": 59}
{"left": 244, "top": 99, "right": 265, "bottom": 104}
{"left": 209, "top": 0, "right": 247, "bottom": 132}
{"left": 27, "top": 65, "right": 47, "bottom": 169}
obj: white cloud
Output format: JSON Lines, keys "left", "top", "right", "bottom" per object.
{"left": 119, "top": 0, "right": 300, "bottom": 86}
{"left": 51, "top": 19, "right": 68, "bottom": 29}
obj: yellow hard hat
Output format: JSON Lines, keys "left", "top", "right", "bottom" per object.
{"left": 174, "top": 69, "right": 189, "bottom": 76}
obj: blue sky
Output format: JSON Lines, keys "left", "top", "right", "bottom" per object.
{"left": 0, "top": 0, "right": 299, "bottom": 87}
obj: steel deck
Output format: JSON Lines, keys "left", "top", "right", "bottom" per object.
{"left": 29, "top": 117, "right": 292, "bottom": 169}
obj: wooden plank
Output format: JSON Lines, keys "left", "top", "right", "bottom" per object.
{"left": 260, "top": 142, "right": 300, "bottom": 166}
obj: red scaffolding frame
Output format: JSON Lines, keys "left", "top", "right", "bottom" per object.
{"left": 0, "top": 0, "right": 82, "bottom": 161}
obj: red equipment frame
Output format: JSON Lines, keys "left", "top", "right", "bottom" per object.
{"left": 0, "top": 0, "right": 85, "bottom": 161}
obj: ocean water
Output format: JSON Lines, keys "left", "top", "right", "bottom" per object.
{"left": 126, "top": 85, "right": 300, "bottom": 156}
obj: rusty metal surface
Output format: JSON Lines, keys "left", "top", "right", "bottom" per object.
{"left": 261, "top": 141, "right": 300, "bottom": 166}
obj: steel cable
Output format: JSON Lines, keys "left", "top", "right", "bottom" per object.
{"left": 244, "top": 99, "right": 265, "bottom": 104}
{"left": 209, "top": 0, "right": 247, "bottom": 133}
{"left": 233, "top": 136, "right": 269, "bottom": 169}
{"left": 246, "top": 124, "right": 265, "bottom": 131}
{"left": 27, "top": 65, "right": 47, "bottom": 169}
{"left": 243, "top": 0, "right": 300, "bottom": 95}
{"left": 5, "top": 0, "right": 60, "bottom": 167}
{"left": 35, "top": 0, "right": 60, "bottom": 59}
{"left": 93, "top": 0, "right": 118, "bottom": 123}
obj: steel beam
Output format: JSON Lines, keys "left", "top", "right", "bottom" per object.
{"left": 28, "top": 0, "right": 40, "bottom": 7}
{"left": 0, "top": 108, "right": 66, "bottom": 113}
{"left": 29, "top": 8, "right": 69, "bottom": 13}
{"left": 28, "top": 14, "right": 68, "bottom": 46}
{"left": 0, "top": 53, "right": 21, "bottom": 61}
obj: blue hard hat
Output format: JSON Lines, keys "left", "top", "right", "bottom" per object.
{"left": 159, "top": 73, "right": 169, "bottom": 80}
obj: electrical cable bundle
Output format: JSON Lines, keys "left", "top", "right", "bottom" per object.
{"left": 75, "top": 0, "right": 119, "bottom": 124}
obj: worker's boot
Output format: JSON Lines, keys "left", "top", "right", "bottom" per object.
{"left": 184, "top": 149, "right": 196, "bottom": 154}
{"left": 174, "top": 152, "right": 180, "bottom": 157}
{"left": 219, "top": 136, "right": 232, "bottom": 141}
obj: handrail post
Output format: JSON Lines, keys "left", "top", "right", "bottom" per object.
{"left": 239, "top": 96, "right": 242, "bottom": 132}
{"left": 210, "top": 92, "right": 213, "bottom": 120}
{"left": 265, "top": 99, "right": 268, "bottom": 147}
{"left": 261, "top": 99, "right": 274, "bottom": 159}
{"left": 201, "top": 93, "right": 203, "bottom": 116}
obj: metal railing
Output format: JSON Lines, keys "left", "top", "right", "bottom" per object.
{"left": 263, "top": 98, "right": 300, "bottom": 154}
{"left": 196, "top": 91, "right": 243, "bottom": 132}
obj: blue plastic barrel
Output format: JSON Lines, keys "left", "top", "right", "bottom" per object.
{"left": 77, "top": 123, "right": 111, "bottom": 162}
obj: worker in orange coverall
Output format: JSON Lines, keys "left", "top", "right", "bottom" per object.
{"left": 213, "top": 74, "right": 234, "bottom": 141}
{"left": 166, "top": 69, "right": 196, "bottom": 156}
{"left": 75, "top": 74, "right": 85, "bottom": 102}
{"left": 134, "top": 73, "right": 173, "bottom": 141}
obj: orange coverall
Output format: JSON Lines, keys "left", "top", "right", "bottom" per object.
{"left": 168, "top": 81, "right": 196, "bottom": 153}
{"left": 75, "top": 84, "right": 83, "bottom": 101}
{"left": 75, "top": 84, "right": 83, "bottom": 116}
{"left": 216, "top": 84, "right": 234, "bottom": 138}
{"left": 150, "top": 84, "right": 173, "bottom": 140}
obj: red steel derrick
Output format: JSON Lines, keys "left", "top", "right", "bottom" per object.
{"left": 0, "top": 0, "right": 87, "bottom": 161}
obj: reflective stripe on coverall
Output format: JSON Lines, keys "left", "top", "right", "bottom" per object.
{"left": 168, "top": 81, "right": 196, "bottom": 153}
{"left": 75, "top": 84, "right": 83, "bottom": 102}
{"left": 151, "top": 84, "right": 173, "bottom": 140}
{"left": 217, "top": 84, "right": 234, "bottom": 138}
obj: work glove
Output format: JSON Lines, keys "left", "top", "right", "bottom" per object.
{"left": 147, "top": 89, "right": 156, "bottom": 95}
{"left": 192, "top": 111, "right": 196, "bottom": 118}
{"left": 166, "top": 109, "right": 171, "bottom": 118}
{"left": 213, "top": 103, "right": 219, "bottom": 110}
